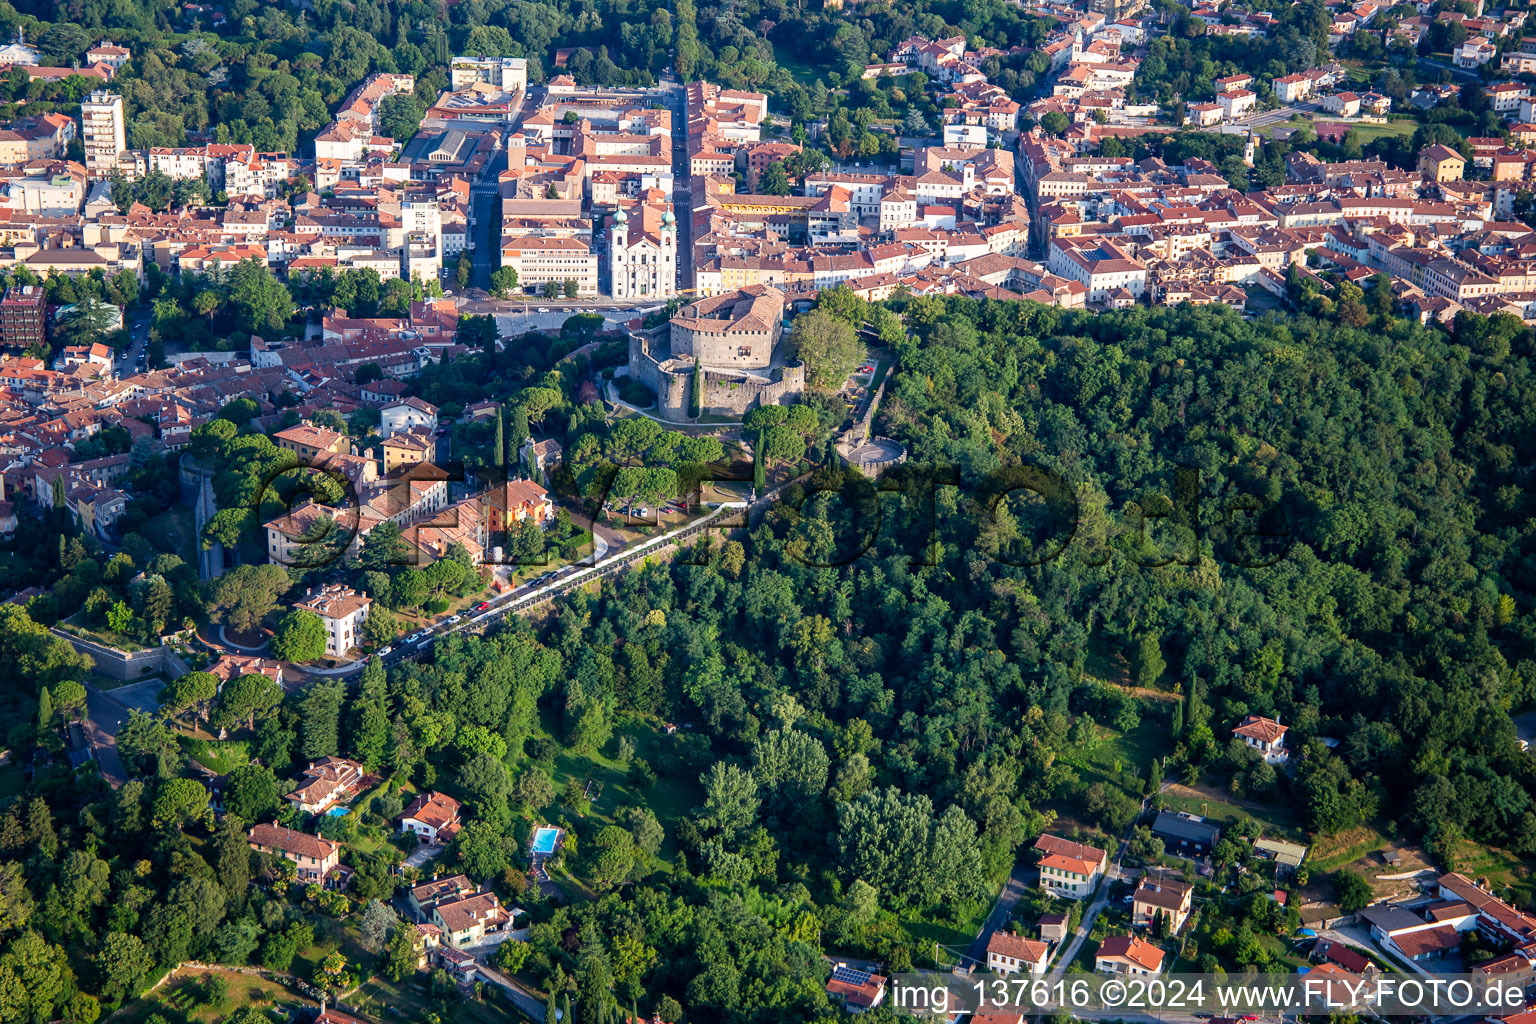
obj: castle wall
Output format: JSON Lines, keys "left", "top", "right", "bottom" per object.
{"left": 670, "top": 320, "right": 781, "bottom": 370}
{"left": 626, "top": 331, "right": 804, "bottom": 422}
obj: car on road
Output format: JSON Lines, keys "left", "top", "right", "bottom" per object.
{"left": 445, "top": 614, "right": 462, "bottom": 624}
{"left": 859, "top": 364, "right": 874, "bottom": 373}
{"left": 473, "top": 601, "right": 491, "bottom": 612}
{"left": 537, "top": 307, "right": 551, "bottom": 313}
{"left": 377, "top": 646, "right": 393, "bottom": 657}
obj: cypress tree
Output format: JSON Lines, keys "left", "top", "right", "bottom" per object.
{"left": 546, "top": 994, "right": 558, "bottom": 1024}
{"left": 494, "top": 410, "right": 505, "bottom": 468}
{"left": 689, "top": 358, "right": 702, "bottom": 417}
{"left": 753, "top": 430, "right": 766, "bottom": 491}
{"left": 509, "top": 405, "right": 529, "bottom": 471}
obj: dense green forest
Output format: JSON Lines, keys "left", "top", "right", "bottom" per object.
{"left": 6, "top": 295, "right": 1536, "bottom": 1023}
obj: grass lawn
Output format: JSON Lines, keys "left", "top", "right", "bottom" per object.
{"left": 293, "top": 915, "right": 371, "bottom": 983}
{"left": 1256, "top": 115, "right": 1310, "bottom": 139}
{"left": 1160, "top": 784, "right": 1304, "bottom": 840}
{"left": 1057, "top": 714, "right": 1174, "bottom": 808}
{"left": 540, "top": 713, "right": 703, "bottom": 870}
{"left": 352, "top": 974, "right": 530, "bottom": 1024}
{"left": 180, "top": 736, "right": 250, "bottom": 774}
{"left": 113, "top": 967, "right": 310, "bottom": 1024}
{"left": 772, "top": 42, "right": 821, "bottom": 86}
{"left": 1308, "top": 824, "right": 1393, "bottom": 872}
{"left": 1455, "top": 839, "right": 1536, "bottom": 903}
{"left": 901, "top": 899, "right": 992, "bottom": 966}
{"left": 1344, "top": 119, "right": 1417, "bottom": 143}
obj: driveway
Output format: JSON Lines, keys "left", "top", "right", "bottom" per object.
{"left": 402, "top": 843, "right": 444, "bottom": 871}
{"left": 82, "top": 685, "right": 135, "bottom": 786}
{"left": 964, "top": 857, "right": 1036, "bottom": 969}
{"left": 475, "top": 963, "right": 546, "bottom": 1020}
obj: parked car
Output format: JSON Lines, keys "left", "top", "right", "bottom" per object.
{"left": 404, "top": 632, "right": 424, "bottom": 644}
{"left": 446, "top": 614, "right": 462, "bottom": 624}
{"left": 473, "top": 601, "right": 490, "bottom": 612}
{"left": 377, "top": 646, "right": 393, "bottom": 657}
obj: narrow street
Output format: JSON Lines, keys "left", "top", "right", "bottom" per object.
{"left": 963, "top": 858, "right": 1037, "bottom": 969}
{"left": 81, "top": 684, "right": 132, "bottom": 786}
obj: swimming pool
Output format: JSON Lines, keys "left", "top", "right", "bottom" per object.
{"left": 530, "top": 826, "right": 562, "bottom": 854}
{"left": 325, "top": 807, "right": 350, "bottom": 818}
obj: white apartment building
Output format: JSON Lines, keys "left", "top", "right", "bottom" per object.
{"left": 146, "top": 147, "right": 208, "bottom": 180}
{"left": 499, "top": 235, "right": 599, "bottom": 296}
{"left": 450, "top": 55, "right": 529, "bottom": 93}
{"left": 81, "top": 91, "right": 125, "bottom": 180}
{"left": 293, "top": 583, "right": 371, "bottom": 658}
{"left": 1048, "top": 239, "right": 1147, "bottom": 304}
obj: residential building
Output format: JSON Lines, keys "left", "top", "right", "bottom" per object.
{"left": 1455, "top": 37, "right": 1497, "bottom": 67}
{"left": 284, "top": 756, "right": 368, "bottom": 814}
{"left": 826, "top": 964, "right": 887, "bottom": 1012}
{"left": 1095, "top": 935, "right": 1165, "bottom": 975}
{"left": 407, "top": 874, "right": 476, "bottom": 919}
{"left": 431, "top": 888, "right": 515, "bottom": 948}
{"left": 382, "top": 429, "right": 437, "bottom": 473}
{"left": 247, "top": 822, "right": 340, "bottom": 883}
{"left": 1418, "top": 145, "right": 1466, "bottom": 182}
{"left": 1358, "top": 903, "right": 1471, "bottom": 962}
{"left": 520, "top": 437, "right": 563, "bottom": 486}
{"left": 986, "top": 932, "right": 1050, "bottom": 974}
{"left": 1132, "top": 878, "right": 1194, "bottom": 933}
{"left": 1034, "top": 833, "right": 1107, "bottom": 898}
{"left": 274, "top": 422, "right": 351, "bottom": 460}
{"left": 292, "top": 583, "right": 371, "bottom": 658}
{"left": 450, "top": 56, "right": 529, "bottom": 93}
{"left": 399, "top": 791, "right": 464, "bottom": 844}
{"left": 0, "top": 285, "right": 45, "bottom": 349}
{"left": 486, "top": 478, "right": 553, "bottom": 532}
{"left": 1437, "top": 872, "right": 1536, "bottom": 946}
{"left": 1231, "top": 714, "right": 1289, "bottom": 762}
{"left": 81, "top": 91, "right": 125, "bottom": 180}
{"left": 1151, "top": 811, "right": 1220, "bottom": 857}
{"left": 381, "top": 396, "right": 438, "bottom": 437}
{"left": 1218, "top": 89, "right": 1256, "bottom": 119}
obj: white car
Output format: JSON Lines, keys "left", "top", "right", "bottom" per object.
{"left": 446, "top": 614, "right": 462, "bottom": 624}
{"left": 377, "top": 646, "right": 393, "bottom": 657}
{"left": 537, "top": 306, "right": 551, "bottom": 313}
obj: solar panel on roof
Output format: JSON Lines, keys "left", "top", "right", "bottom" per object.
{"left": 831, "top": 966, "right": 871, "bottom": 987}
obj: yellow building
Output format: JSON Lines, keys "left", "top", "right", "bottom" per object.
{"left": 382, "top": 428, "right": 435, "bottom": 473}
{"left": 1417, "top": 144, "right": 1466, "bottom": 182}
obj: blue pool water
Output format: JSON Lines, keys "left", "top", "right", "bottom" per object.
{"left": 531, "top": 826, "right": 561, "bottom": 854}
{"left": 325, "top": 807, "right": 350, "bottom": 818}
